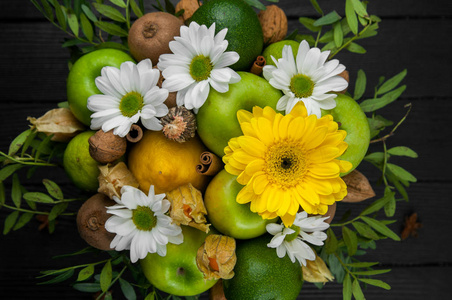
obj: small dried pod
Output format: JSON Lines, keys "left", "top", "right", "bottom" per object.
{"left": 89, "top": 130, "right": 127, "bottom": 164}
{"left": 27, "top": 107, "right": 85, "bottom": 142}
{"left": 342, "top": 169, "right": 376, "bottom": 203}
{"left": 161, "top": 106, "right": 197, "bottom": 142}
{"left": 76, "top": 193, "right": 116, "bottom": 250}
{"left": 322, "top": 202, "right": 336, "bottom": 224}
{"left": 302, "top": 253, "right": 335, "bottom": 283}
{"left": 196, "top": 235, "right": 237, "bottom": 280}
{"left": 175, "top": 0, "right": 202, "bottom": 23}
{"left": 258, "top": 5, "right": 288, "bottom": 44}
{"left": 166, "top": 183, "right": 210, "bottom": 232}
{"left": 98, "top": 162, "right": 139, "bottom": 199}
{"left": 338, "top": 70, "right": 349, "bottom": 94}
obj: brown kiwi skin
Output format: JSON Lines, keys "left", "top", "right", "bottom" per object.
{"left": 77, "top": 193, "right": 117, "bottom": 250}
{"left": 128, "top": 12, "right": 184, "bottom": 65}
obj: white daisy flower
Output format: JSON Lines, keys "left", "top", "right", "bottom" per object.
{"left": 266, "top": 211, "right": 330, "bottom": 266}
{"left": 263, "top": 40, "right": 348, "bottom": 118}
{"left": 158, "top": 22, "right": 241, "bottom": 112}
{"left": 105, "top": 185, "right": 183, "bottom": 263}
{"left": 87, "top": 59, "right": 169, "bottom": 137}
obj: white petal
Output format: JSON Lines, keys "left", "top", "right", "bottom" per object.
{"left": 301, "top": 47, "right": 321, "bottom": 75}
{"left": 142, "top": 116, "right": 162, "bottom": 131}
{"left": 296, "top": 40, "right": 311, "bottom": 72}
{"left": 87, "top": 95, "right": 119, "bottom": 112}
{"left": 266, "top": 223, "right": 284, "bottom": 235}
{"left": 214, "top": 51, "right": 240, "bottom": 69}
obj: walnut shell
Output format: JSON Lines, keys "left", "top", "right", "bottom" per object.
{"left": 76, "top": 193, "right": 116, "bottom": 250}
{"left": 258, "top": 5, "right": 288, "bottom": 44}
{"left": 176, "top": 0, "right": 202, "bottom": 22}
{"left": 89, "top": 130, "right": 127, "bottom": 164}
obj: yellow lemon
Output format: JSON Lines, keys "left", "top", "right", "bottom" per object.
{"left": 128, "top": 131, "right": 209, "bottom": 194}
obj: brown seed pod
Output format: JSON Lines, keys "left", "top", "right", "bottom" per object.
{"left": 76, "top": 193, "right": 116, "bottom": 250}
{"left": 337, "top": 70, "right": 350, "bottom": 94}
{"left": 89, "top": 129, "right": 127, "bottom": 164}
{"left": 258, "top": 5, "right": 288, "bottom": 44}
{"left": 161, "top": 106, "right": 197, "bottom": 142}
{"left": 175, "top": 0, "right": 202, "bottom": 23}
{"left": 128, "top": 12, "right": 184, "bottom": 65}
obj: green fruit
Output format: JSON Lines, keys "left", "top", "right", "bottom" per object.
{"left": 63, "top": 131, "right": 99, "bottom": 192}
{"left": 322, "top": 94, "right": 370, "bottom": 175}
{"left": 190, "top": 0, "right": 263, "bottom": 71}
{"left": 67, "top": 49, "right": 135, "bottom": 125}
{"left": 223, "top": 234, "right": 303, "bottom": 300}
{"left": 196, "top": 71, "right": 282, "bottom": 157}
{"left": 140, "top": 226, "right": 218, "bottom": 296}
{"left": 262, "top": 40, "right": 300, "bottom": 66}
{"left": 204, "top": 170, "right": 277, "bottom": 239}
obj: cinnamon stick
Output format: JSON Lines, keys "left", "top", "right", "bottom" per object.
{"left": 196, "top": 151, "right": 223, "bottom": 176}
{"left": 250, "top": 56, "right": 266, "bottom": 76}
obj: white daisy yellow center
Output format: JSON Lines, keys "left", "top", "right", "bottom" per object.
{"left": 265, "top": 141, "right": 307, "bottom": 187}
{"left": 190, "top": 55, "right": 213, "bottom": 81}
{"left": 290, "top": 74, "right": 315, "bottom": 98}
{"left": 132, "top": 206, "right": 157, "bottom": 231}
{"left": 119, "top": 91, "right": 144, "bottom": 117}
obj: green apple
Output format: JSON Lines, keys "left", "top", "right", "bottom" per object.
{"left": 262, "top": 40, "right": 300, "bottom": 66}
{"left": 67, "top": 49, "right": 135, "bottom": 125}
{"left": 322, "top": 94, "right": 370, "bottom": 175}
{"left": 196, "top": 71, "right": 282, "bottom": 157}
{"left": 140, "top": 226, "right": 218, "bottom": 296}
{"left": 204, "top": 170, "right": 277, "bottom": 240}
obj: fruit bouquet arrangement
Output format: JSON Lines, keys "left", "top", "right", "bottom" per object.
{"left": 1, "top": 0, "right": 417, "bottom": 299}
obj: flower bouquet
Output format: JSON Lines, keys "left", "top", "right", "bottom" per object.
{"left": 0, "top": 0, "right": 417, "bottom": 299}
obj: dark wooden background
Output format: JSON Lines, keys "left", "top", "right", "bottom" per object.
{"left": 0, "top": 0, "right": 451, "bottom": 299}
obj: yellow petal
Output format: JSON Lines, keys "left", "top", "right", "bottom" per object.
{"left": 237, "top": 109, "right": 253, "bottom": 125}
{"left": 236, "top": 186, "right": 253, "bottom": 204}
{"left": 227, "top": 157, "right": 247, "bottom": 171}
{"left": 224, "top": 163, "right": 242, "bottom": 176}
{"left": 252, "top": 172, "right": 269, "bottom": 195}
{"left": 338, "top": 159, "right": 353, "bottom": 173}
{"left": 321, "top": 131, "right": 346, "bottom": 147}
{"left": 256, "top": 117, "right": 275, "bottom": 146}
{"left": 289, "top": 102, "right": 308, "bottom": 118}
{"left": 309, "top": 146, "right": 340, "bottom": 163}
{"left": 281, "top": 213, "right": 296, "bottom": 227}
{"left": 266, "top": 187, "right": 281, "bottom": 212}
{"left": 272, "top": 113, "right": 283, "bottom": 140}
{"left": 250, "top": 190, "right": 268, "bottom": 213}
{"left": 236, "top": 169, "right": 251, "bottom": 185}
{"left": 296, "top": 183, "right": 320, "bottom": 206}
{"left": 244, "top": 159, "right": 265, "bottom": 175}
{"left": 233, "top": 149, "right": 258, "bottom": 165}
{"left": 307, "top": 176, "right": 334, "bottom": 195}
{"left": 240, "top": 122, "right": 258, "bottom": 139}
{"left": 337, "top": 141, "right": 349, "bottom": 156}
{"left": 287, "top": 117, "right": 305, "bottom": 141}
{"left": 304, "top": 126, "right": 328, "bottom": 150}
{"left": 308, "top": 162, "right": 341, "bottom": 178}
{"left": 252, "top": 106, "right": 264, "bottom": 118}
{"left": 237, "top": 136, "right": 266, "bottom": 157}
{"left": 262, "top": 106, "right": 277, "bottom": 122}
{"left": 279, "top": 114, "right": 294, "bottom": 140}
{"left": 277, "top": 190, "right": 291, "bottom": 216}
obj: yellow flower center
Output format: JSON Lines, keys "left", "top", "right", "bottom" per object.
{"left": 190, "top": 55, "right": 213, "bottom": 81}
{"left": 264, "top": 141, "right": 307, "bottom": 187}
{"left": 119, "top": 91, "right": 144, "bottom": 117}
{"left": 132, "top": 206, "right": 157, "bottom": 231}
{"left": 290, "top": 74, "right": 314, "bottom": 98}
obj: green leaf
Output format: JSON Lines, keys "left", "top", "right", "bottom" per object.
{"left": 8, "top": 129, "right": 32, "bottom": 156}
{"left": 345, "top": 0, "right": 358, "bottom": 35}
{"left": 80, "top": 13, "right": 94, "bottom": 42}
{"left": 73, "top": 282, "right": 102, "bottom": 292}
{"left": 3, "top": 211, "right": 19, "bottom": 234}
{"left": 387, "top": 163, "right": 417, "bottom": 182}
{"left": 67, "top": 11, "right": 79, "bottom": 37}
{"left": 23, "top": 192, "right": 54, "bottom": 204}
{"left": 13, "top": 212, "right": 34, "bottom": 231}
{"left": 309, "top": 0, "right": 323, "bottom": 15}
{"left": 52, "top": 1, "right": 67, "bottom": 31}
{"left": 358, "top": 278, "right": 391, "bottom": 290}
{"left": 343, "top": 273, "right": 352, "bottom": 300}
{"left": 360, "top": 188, "right": 395, "bottom": 216}
{"left": 354, "top": 69, "right": 366, "bottom": 100}
{"left": 352, "top": 279, "right": 365, "bottom": 300}
{"left": 358, "top": 23, "right": 379, "bottom": 39}
{"left": 243, "top": 0, "right": 266, "bottom": 10}
{"left": 345, "top": 261, "right": 379, "bottom": 268}
{"left": 0, "top": 182, "right": 5, "bottom": 207}
{"left": 49, "top": 203, "right": 69, "bottom": 221}
{"left": 353, "top": 269, "right": 391, "bottom": 276}
{"left": 77, "top": 265, "right": 94, "bottom": 281}
{"left": 0, "top": 164, "right": 24, "bottom": 181}
{"left": 360, "top": 85, "right": 406, "bottom": 112}
{"left": 328, "top": 254, "right": 345, "bottom": 283}
{"left": 93, "top": 3, "right": 127, "bottom": 23}
{"left": 377, "top": 69, "right": 407, "bottom": 95}
{"left": 110, "top": 0, "right": 127, "bottom": 8}
{"left": 351, "top": 0, "right": 369, "bottom": 18}
{"left": 21, "top": 129, "right": 37, "bottom": 156}
{"left": 352, "top": 221, "right": 380, "bottom": 240}
{"left": 164, "top": 0, "right": 176, "bottom": 14}
{"left": 364, "top": 152, "right": 384, "bottom": 166}
{"left": 40, "top": 0, "right": 55, "bottom": 21}
{"left": 384, "top": 196, "right": 396, "bottom": 217}
{"left": 333, "top": 21, "right": 343, "bottom": 48}
{"left": 387, "top": 146, "right": 418, "bottom": 158}
{"left": 342, "top": 226, "right": 358, "bottom": 256}
{"left": 361, "top": 216, "right": 400, "bottom": 241}
{"left": 11, "top": 174, "right": 22, "bottom": 208}
{"left": 100, "top": 260, "right": 113, "bottom": 292}
{"left": 130, "top": 0, "right": 143, "bottom": 17}
{"left": 42, "top": 179, "right": 64, "bottom": 200}
{"left": 325, "top": 228, "right": 338, "bottom": 254}
{"left": 31, "top": 0, "right": 44, "bottom": 15}
{"left": 35, "top": 134, "right": 53, "bottom": 161}
{"left": 314, "top": 11, "right": 342, "bottom": 27}
{"left": 38, "top": 269, "right": 74, "bottom": 285}
{"left": 82, "top": 4, "right": 98, "bottom": 22}
{"left": 299, "top": 17, "right": 322, "bottom": 32}
{"left": 119, "top": 278, "right": 137, "bottom": 300}
{"left": 144, "top": 291, "right": 155, "bottom": 300}
{"left": 347, "top": 42, "right": 366, "bottom": 54}
{"left": 95, "top": 21, "right": 128, "bottom": 37}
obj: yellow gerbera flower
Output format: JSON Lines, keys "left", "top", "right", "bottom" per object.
{"left": 223, "top": 103, "right": 352, "bottom": 227}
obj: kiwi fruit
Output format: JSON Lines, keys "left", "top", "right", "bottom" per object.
{"left": 76, "top": 193, "right": 116, "bottom": 250}
{"left": 128, "top": 12, "right": 184, "bottom": 65}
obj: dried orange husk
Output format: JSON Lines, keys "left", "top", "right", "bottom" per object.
{"left": 342, "top": 170, "right": 376, "bottom": 203}
{"left": 166, "top": 183, "right": 210, "bottom": 233}
{"left": 302, "top": 253, "right": 334, "bottom": 283}
{"left": 27, "top": 107, "right": 85, "bottom": 142}
{"left": 98, "top": 162, "right": 139, "bottom": 199}
{"left": 196, "top": 234, "right": 236, "bottom": 280}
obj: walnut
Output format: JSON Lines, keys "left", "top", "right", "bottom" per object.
{"left": 258, "top": 5, "right": 288, "bottom": 44}
{"left": 88, "top": 130, "right": 127, "bottom": 164}
{"left": 176, "top": 0, "right": 202, "bottom": 22}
